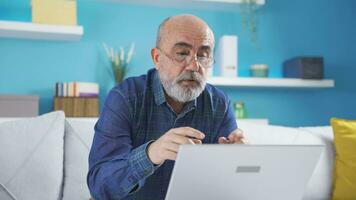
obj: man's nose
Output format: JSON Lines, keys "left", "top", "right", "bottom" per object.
{"left": 185, "top": 56, "right": 200, "bottom": 72}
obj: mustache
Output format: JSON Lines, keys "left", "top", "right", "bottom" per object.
{"left": 176, "top": 71, "right": 203, "bottom": 84}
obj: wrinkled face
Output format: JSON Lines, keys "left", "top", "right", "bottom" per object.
{"left": 153, "top": 17, "right": 215, "bottom": 103}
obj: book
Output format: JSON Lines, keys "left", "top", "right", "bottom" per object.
{"left": 55, "top": 82, "right": 59, "bottom": 96}
{"left": 54, "top": 82, "right": 99, "bottom": 97}
{"left": 58, "top": 82, "right": 62, "bottom": 97}
{"left": 63, "top": 82, "right": 68, "bottom": 97}
{"left": 68, "top": 82, "right": 73, "bottom": 97}
{"left": 74, "top": 82, "right": 99, "bottom": 97}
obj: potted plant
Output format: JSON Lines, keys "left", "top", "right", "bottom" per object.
{"left": 241, "top": 0, "right": 260, "bottom": 44}
{"left": 102, "top": 42, "right": 135, "bottom": 83}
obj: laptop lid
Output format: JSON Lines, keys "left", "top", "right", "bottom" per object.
{"left": 165, "top": 144, "right": 323, "bottom": 200}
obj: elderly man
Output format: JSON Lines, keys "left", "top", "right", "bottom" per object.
{"left": 88, "top": 14, "right": 245, "bottom": 200}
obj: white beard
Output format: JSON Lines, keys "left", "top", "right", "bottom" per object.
{"left": 159, "top": 70, "right": 206, "bottom": 103}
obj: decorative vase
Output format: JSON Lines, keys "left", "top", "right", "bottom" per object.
{"left": 114, "top": 67, "right": 124, "bottom": 83}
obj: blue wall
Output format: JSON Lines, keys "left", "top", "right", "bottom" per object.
{"left": 1, "top": 0, "right": 355, "bottom": 126}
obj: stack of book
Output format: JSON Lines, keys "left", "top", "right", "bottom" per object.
{"left": 55, "top": 82, "right": 99, "bottom": 97}
{"left": 54, "top": 82, "right": 99, "bottom": 117}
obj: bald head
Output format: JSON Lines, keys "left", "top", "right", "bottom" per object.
{"left": 156, "top": 14, "right": 215, "bottom": 49}
{"left": 151, "top": 14, "right": 214, "bottom": 104}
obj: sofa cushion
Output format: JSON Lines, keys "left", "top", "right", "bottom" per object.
{"left": 237, "top": 121, "right": 329, "bottom": 200}
{"left": 237, "top": 121, "right": 305, "bottom": 144}
{"left": 330, "top": 118, "right": 356, "bottom": 200}
{"left": 62, "top": 118, "right": 97, "bottom": 200}
{"left": 299, "top": 126, "right": 334, "bottom": 200}
{"left": 0, "top": 111, "right": 65, "bottom": 200}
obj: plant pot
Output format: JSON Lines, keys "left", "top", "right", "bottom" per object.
{"left": 114, "top": 67, "right": 125, "bottom": 83}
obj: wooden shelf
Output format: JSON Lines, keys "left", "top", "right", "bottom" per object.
{"left": 0, "top": 20, "right": 83, "bottom": 41}
{"left": 103, "top": 0, "right": 265, "bottom": 11}
{"left": 207, "top": 77, "right": 335, "bottom": 88}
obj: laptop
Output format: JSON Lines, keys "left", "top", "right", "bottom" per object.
{"left": 165, "top": 144, "right": 323, "bottom": 200}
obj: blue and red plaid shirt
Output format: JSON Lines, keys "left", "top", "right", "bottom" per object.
{"left": 88, "top": 68, "right": 237, "bottom": 200}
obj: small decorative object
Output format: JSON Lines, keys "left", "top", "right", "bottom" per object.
{"left": 234, "top": 101, "right": 246, "bottom": 119}
{"left": 0, "top": 95, "right": 39, "bottom": 117}
{"left": 241, "top": 0, "right": 259, "bottom": 44}
{"left": 250, "top": 64, "right": 268, "bottom": 77}
{"left": 217, "top": 35, "right": 238, "bottom": 77}
{"left": 283, "top": 56, "right": 324, "bottom": 79}
{"left": 103, "top": 42, "right": 135, "bottom": 83}
{"left": 32, "top": 0, "right": 77, "bottom": 25}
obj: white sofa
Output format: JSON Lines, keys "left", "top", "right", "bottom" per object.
{"left": 0, "top": 112, "right": 95, "bottom": 200}
{"left": 238, "top": 121, "right": 334, "bottom": 200}
{"left": 0, "top": 111, "right": 334, "bottom": 200}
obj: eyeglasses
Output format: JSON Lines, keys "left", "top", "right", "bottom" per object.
{"left": 157, "top": 48, "right": 215, "bottom": 68}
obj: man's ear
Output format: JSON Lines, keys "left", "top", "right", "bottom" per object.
{"left": 151, "top": 48, "right": 160, "bottom": 70}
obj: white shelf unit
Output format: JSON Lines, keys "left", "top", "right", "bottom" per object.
{"left": 238, "top": 118, "right": 269, "bottom": 125}
{"left": 0, "top": 20, "right": 83, "bottom": 41}
{"left": 207, "top": 77, "right": 335, "bottom": 88}
{"left": 103, "top": 0, "right": 265, "bottom": 11}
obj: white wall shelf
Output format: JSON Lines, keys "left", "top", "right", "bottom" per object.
{"left": 0, "top": 20, "right": 83, "bottom": 41}
{"left": 207, "top": 77, "right": 335, "bottom": 88}
{"left": 103, "top": 0, "right": 265, "bottom": 11}
{"left": 238, "top": 118, "right": 269, "bottom": 125}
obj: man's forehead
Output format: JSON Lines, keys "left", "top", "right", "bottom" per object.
{"left": 167, "top": 31, "right": 214, "bottom": 49}
{"left": 172, "top": 41, "right": 213, "bottom": 50}
{"left": 161, "top": 19, "right": 215, "bottom": 49}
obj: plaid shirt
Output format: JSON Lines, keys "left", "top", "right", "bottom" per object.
{"left": 88, "top": 68, "right": 237, "bottom": 200}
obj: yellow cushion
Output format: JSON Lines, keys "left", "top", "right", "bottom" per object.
{"left": 330, "top": 118, "right": 356, "bottom": 200}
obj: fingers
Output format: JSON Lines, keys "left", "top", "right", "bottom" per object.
{"left": 191, "top": 139, "right": 202, "bottom": 144}
{"left": 148, "top": 140, "right": 179, "bottom": 164}
{"left": 240, "top": 137, "right": 249, "bottom": 144}
{"left": 228, "top": 129, "right": 243, "bottom": 140}
{"left": 218, "top": 137, "right": 229, "bottom": 144}
{"left": 169, "top": 133, "right": 196, "bottom": 145}
{"left": 163, "top": 150, "right": 177, "bottom": 161}
{"left": 220, "top": 129, "right": 247, "bottom": 144}
{"left": 149, "top": 127, "right": 205, "bottom": 165}
{"left": 162, "top": 142, "right": 180, "bottom": 153}
{"left": 173, "top": 127, "right": 205, "bottom": 140}
{"left": 228, "top": 134, "right": 243, "bottom": 144}
{"left": 150, "top": 127, "right": 205, "bottom": 164}
{"left": 166, "top": 127, "right": 205, "bottom": 145}
{"left": 161, "top": 137, "right": 202, "bottom": 162}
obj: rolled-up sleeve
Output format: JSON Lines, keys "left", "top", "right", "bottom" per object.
{"left": 87, "top": 88, "right": 159, "bottom": 200}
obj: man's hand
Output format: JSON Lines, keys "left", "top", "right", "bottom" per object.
{"left": 218, "top": 128, "right": 247, "bottom": 144}
{"left": 147, "top": 127, "right": 205, "bottom": 165}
